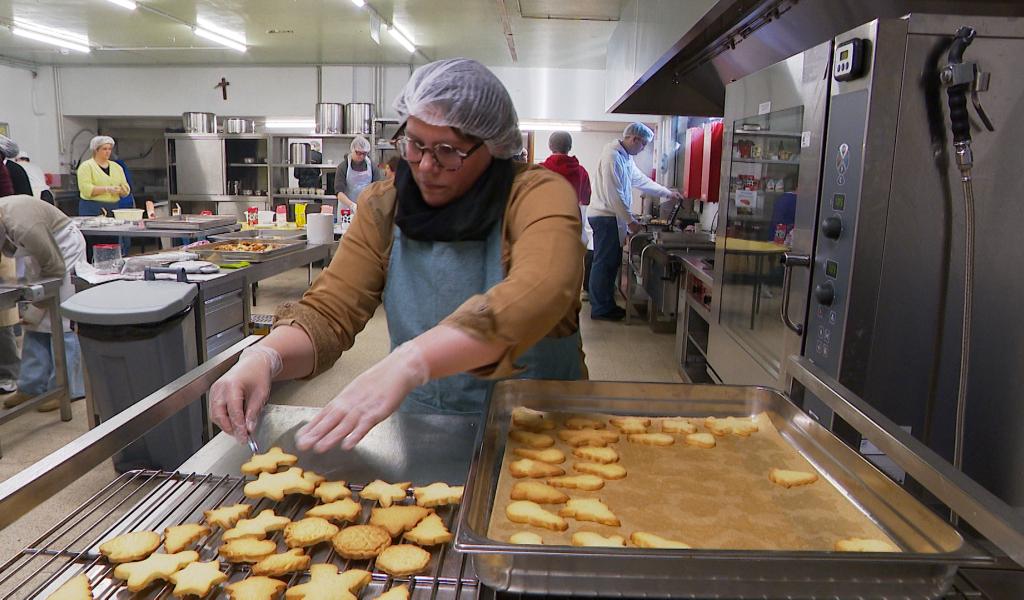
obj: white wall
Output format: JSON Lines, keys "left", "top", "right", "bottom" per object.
{"left": 58, "top": 66, "right": 319, "bottom": 118}
{"left": 0, "top": 65, "right": 61, "bottom": 172}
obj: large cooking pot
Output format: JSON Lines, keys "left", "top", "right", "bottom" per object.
{"left": 182, "top": 112, "right": 216, "bottom": 134}
{"left": 223, "top": 117, "right": 255, "bottom": 134}
{"left": 315, "top": 103, "right": 344, "bottom": 134}
{"left": 289, "top": 143, "right": 312, "bottom": 165}
{"left": 344, "top": 103, "right": 374, "bottom": 135}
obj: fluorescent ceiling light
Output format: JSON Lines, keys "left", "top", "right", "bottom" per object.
{"left": 194, "top": 17, "right": 246, "bottom": 51}
{"left": 388, "top": 24, "right": 415, "bottom": 53}
{"left": 11, "top": 18, "right": 91, "bottom": 53}
{"left": 105, "top": 0, "right": 137, "bottom": 9}
{"left": 350, "top": 0, "right": 366, "bottom": 6}
{"left": 520, "top": 121, "right": 583, "bottom": 132}
{"left": 265, "top": 118, "right": 315, "bottom": 129}
{"left": 193, "top": 27, "right": 246, "bottom": 53}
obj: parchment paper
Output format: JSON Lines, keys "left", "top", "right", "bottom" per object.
{"left": 486, "top": 412, "right": 896, "bottom": 551}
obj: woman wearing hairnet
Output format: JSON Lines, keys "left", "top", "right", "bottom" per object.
{"left": 77, "top": 136, "right": 130, "bottom": 217}
{"left": 333, "top": 135, "right": 382, "bottom": 212}
{"left": 210, "top": 58, "right": 585, "bottom": 451}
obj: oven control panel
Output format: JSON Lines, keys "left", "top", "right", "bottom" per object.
{"left": 801, "top": 89, "right": 870, "bottom": 425}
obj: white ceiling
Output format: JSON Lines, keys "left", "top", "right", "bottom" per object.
{"left": 0, "top": 0, "right": 624, "bottom": 68}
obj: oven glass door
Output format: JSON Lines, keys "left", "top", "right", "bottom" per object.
{"left": 718, "top": 106, "right": 804, "bottom": 376}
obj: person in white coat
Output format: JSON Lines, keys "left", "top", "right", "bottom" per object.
{"left": 0, "top": 195, "right": 86, "bottom": 411}
{"left": 586, "top": 123, "right": 682, "bottom": 320}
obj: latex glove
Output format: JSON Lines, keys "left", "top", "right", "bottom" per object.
{"left": 295, "top": 340, "right": 430, "bottom": 453}
{"left": 119, "top": 184, "right": 131, "bottom": 196}
{"left": 209, "top": 345, "right": 283, "bottom": 442}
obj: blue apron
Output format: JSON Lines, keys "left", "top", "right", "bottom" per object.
{"left": 382, "top": 220, "right": 582, "bottom": 416}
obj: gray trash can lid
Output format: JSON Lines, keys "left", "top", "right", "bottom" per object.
{"left": 62, "top": 280, "right": 198, "bottom": 326}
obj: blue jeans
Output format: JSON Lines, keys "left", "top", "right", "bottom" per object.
{"left": 18, "top": 330, "right": 85, "bottom": 399}
{"left": 588, "top": 216, "right": 622, "bottom": 317}
{"left": 80, "top": 198, "right": 130, "bottom": 257}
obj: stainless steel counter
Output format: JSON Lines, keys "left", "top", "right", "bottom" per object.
{"left": 180, "top": 404, "right": 479, "bottom": 484}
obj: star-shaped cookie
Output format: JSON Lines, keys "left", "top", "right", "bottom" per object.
{"left": 241, "top": 446, "right": 298, "bottom": 475}
{"left": 112, "top": 551, "right": 198, "bottom": 592}
{"left": 313, "top": 480, "right": 352, "bottom": 503}
{"left": 168, "top": 560, "right": 227, "bottom": 597}
{"left": 359, "top": 480, "right": 410, "bottom": 507}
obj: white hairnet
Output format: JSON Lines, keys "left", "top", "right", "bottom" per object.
{"left": 90, "top": 136, "right": 115, "bottom": 153}
{"left": 0, "top": 135, "right": 18, "bottom": 159}
{"left": 393, "top": 58, "right": 522, "bottom": 159}
{"left": 350, "top": 136, "right": 371, "bottom": 154}
{"left": 623, "top": 123, "right": 654, "bottom": 142}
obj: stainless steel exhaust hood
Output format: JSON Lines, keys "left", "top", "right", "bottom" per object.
{"left": 608, "top": 0, "right": 1023, "bottom": 116}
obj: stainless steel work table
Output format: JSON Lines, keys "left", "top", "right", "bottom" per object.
{"left": 0, "top": 276, "right": 72, "bottom": 456}
{"left": 76, "top": 223, "right": 241, "bottom": 240}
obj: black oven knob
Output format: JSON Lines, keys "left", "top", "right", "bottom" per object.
{"left": 814, "top": 282, "right": 835, "bottom": 306}
{"left": 822, "top": 216, "right": 843, "bottom": 239}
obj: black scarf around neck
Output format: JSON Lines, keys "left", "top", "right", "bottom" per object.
{"left": 394, "top": 158, "right": 516, "bottom": 242}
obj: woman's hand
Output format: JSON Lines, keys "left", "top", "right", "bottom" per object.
{"left": 295, "top": 341, "right": 429, "bottom": 452}
{"left": 209, "top": 345, "right": 283, "bottom": 442}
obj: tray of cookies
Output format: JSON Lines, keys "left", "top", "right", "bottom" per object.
{"left": 193, "top": 239, "right": 306, "bottom": 262}
{"left": 454, "top": 379, "right": 989, "bottom": 598}
{"left": 0, "top": 448, "right": 477, "bottom": 599}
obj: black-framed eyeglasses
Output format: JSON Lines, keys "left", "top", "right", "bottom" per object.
{"left": 392, "top": 127, "right": 485, "bottom": 172}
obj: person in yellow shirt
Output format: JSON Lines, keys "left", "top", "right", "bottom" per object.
{"left": 77, "top": 136, "right": 131, "bottom": 256}
{"left": 77, "top": 136, "right": 129, "bottom": 215}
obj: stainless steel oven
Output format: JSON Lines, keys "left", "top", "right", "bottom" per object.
{"left": 707, "top": 41, "right": 831, "bottom": 388}
{"left": 709, "top": 14, "right": 1024, "bottom": 508}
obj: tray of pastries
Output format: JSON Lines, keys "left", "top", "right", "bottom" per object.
{"left": 194, "top": 239, "right": 305, "bottom": 262}
{"left": 454, "top": 380, "right": 987, "bottom": 598}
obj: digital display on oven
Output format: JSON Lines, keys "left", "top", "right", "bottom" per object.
{"left": 832, "top": 193, "right": 845, "bottom": 211}
{"left": 826, "top": 260, "right": 839, "bottom": 279}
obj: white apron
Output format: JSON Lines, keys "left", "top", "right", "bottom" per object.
{"left": 346, "top": 157, "right": 374, "bottom": 205}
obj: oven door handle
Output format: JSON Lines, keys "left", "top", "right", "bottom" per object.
{"left": 781, "top": 253, "right": 811, "bottom": 334}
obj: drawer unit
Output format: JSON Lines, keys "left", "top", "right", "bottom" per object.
{"left": 203, "top": 288, "right": 244, "bottom": 337}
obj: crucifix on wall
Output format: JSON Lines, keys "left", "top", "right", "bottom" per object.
{"left": 215, "top": 77, "right": 230, "bottom": 100}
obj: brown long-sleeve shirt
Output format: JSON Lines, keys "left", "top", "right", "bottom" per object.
{"left": 275, "top": 163, "right": 585, "bottom": 379}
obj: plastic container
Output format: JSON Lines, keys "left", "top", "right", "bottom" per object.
{"left": 113, "top": 208, "right": 144, "bottom": 222}
{"left": 92, "top": 243, "right": 122, "bottom": 274}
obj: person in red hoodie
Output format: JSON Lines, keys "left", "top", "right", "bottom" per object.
{"left": 540, "top": 131, "right": 593, "bottom": 297}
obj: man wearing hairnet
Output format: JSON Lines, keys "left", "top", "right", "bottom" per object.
{"left": 0, "top": 136, "right": 33, "bottom": 197}
{"left": 210, "top": 58, "right": 585, "bottom": 451}
{"left": 587, "top": 123, "right": 682, "bottom": 321}
{"left": 333, "top": 136, "right": 382, "bottom": 212}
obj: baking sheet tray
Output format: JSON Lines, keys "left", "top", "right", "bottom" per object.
{"left": 208, "top": 229, "right": 307, "bottom": 242}
{"left": 486, "top": 411, "right": 894, "bottom": 551}
{"left": 144, "top": 215, "right": 238, "bottom": 231}
{"left": 194, "top": 239, "right": 305, "bottom": 262}
{"left": 455, "top": 380, "right": 989, "bottom": 598}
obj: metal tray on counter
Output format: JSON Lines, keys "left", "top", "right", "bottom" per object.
{"left": 208, "top": 228, "right": 307, "bottom": 242}
{"left": 454, "top": 380, "right": 989, "bottom": 599}
{"left": 193, "top": 239, "right": 305, "bottom": 262}
{"left": 143, "top": 214, "right": 238, "bottom": 230}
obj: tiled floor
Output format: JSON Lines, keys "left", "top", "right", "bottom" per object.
{"left": 0, "top": 266, "right": 681, "bottom": 559}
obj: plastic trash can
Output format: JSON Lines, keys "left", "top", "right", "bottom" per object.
{"left": 62, "top": 280, "right": 203, "bottom": 472}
